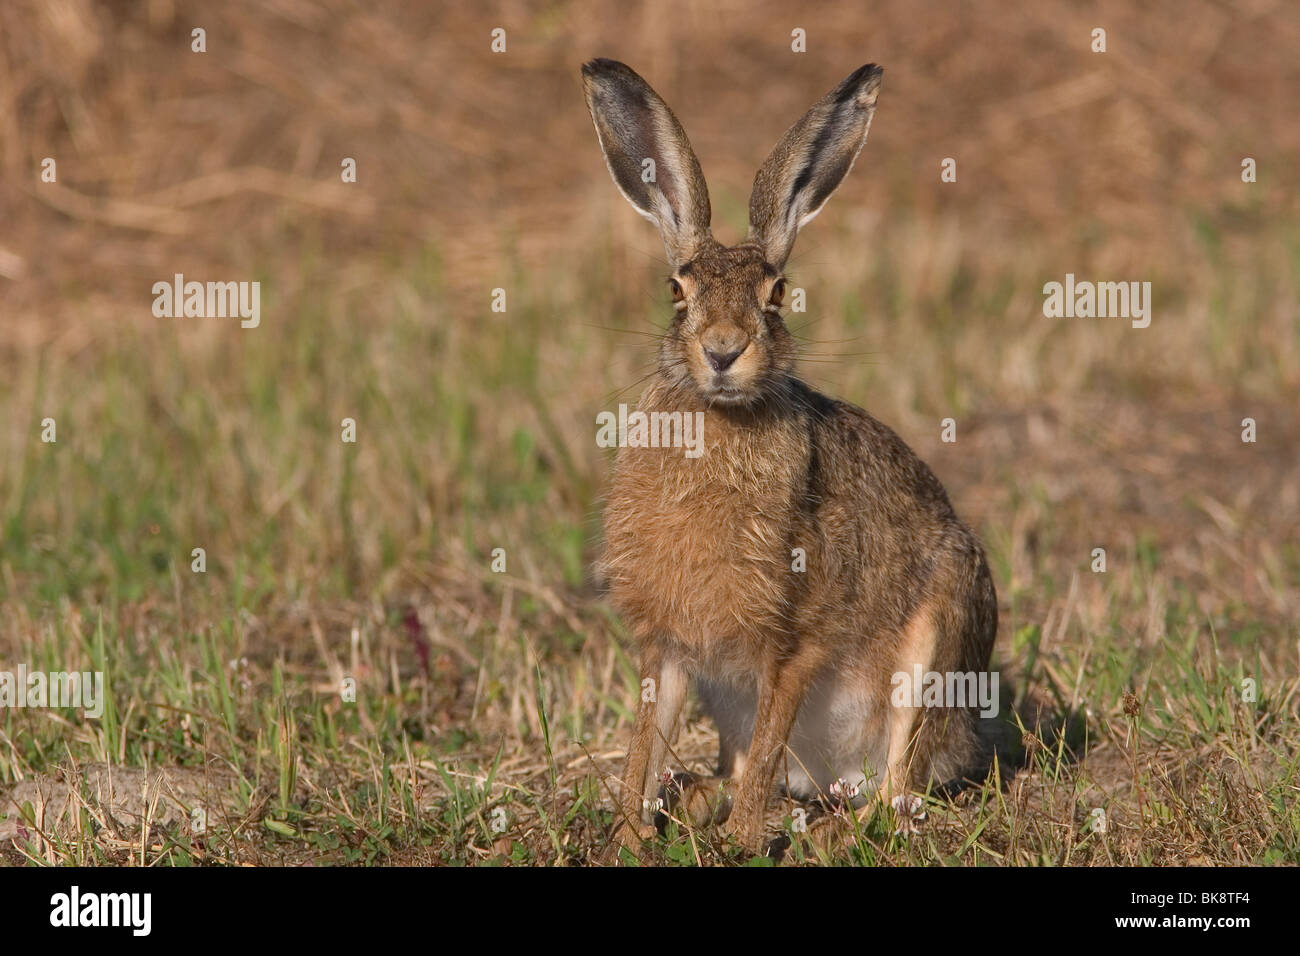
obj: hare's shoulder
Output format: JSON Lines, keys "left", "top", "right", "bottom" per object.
{"left": 791, "top": 382, "right": 957, "bottom": 519}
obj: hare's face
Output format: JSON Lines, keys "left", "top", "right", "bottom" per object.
{"left": 663, "top": 242, "right": 797, "bottom": 406}
{"left": 583, "top": 56, "right": 881, "bottom": 405}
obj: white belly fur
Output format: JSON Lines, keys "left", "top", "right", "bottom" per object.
{"left": 696, "top": 670, "right": 886, "bottom": 803}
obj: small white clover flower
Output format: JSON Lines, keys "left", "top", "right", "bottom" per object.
{"left": 829, "top": 778, "right": 861, "bottom": 801}
{"left": 891, "top": 794, "right": 926, "bottom": 837}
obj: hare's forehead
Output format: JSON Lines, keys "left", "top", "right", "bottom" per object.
{"left": 676, "top": 245, "right": 776, "bottom": 284}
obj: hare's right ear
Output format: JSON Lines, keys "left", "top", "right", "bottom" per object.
{"left": 747, "top": 64, "right": 882, "bottom": 269}
{"left": 582, "top": 58, "right": 712, "bottom": 266}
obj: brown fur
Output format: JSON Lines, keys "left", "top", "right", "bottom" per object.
{"left": 583, "top": 59, "right": 997, "bottom": 854}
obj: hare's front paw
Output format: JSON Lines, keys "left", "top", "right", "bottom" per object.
{"left": 657, "top": 771, "right": 733, "bottom": 830}
{"left": 720, "top": 804, "right": 766, "bottom": 851}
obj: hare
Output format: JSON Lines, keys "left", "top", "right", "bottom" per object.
{"left": 582, "top": 58, "right": 998, "bottom": 853}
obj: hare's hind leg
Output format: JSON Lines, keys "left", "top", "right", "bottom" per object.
{"left": 873, "top": 582, "right": 995, "bottom": 814}
{"left": 900, "top": 558, "right": 998, "bottom": 796}
{"left": 875, "top": 608, "right": 938, "bottom": 803}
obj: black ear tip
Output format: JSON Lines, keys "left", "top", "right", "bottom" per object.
{"left": 835, "top": 63, "right": 882, "bottom": 106}
{"left": 854, "top": 63, "right": 883, "bottom": 87}
{"left": 582, "top": 57, "right": 632, "bottom": 80}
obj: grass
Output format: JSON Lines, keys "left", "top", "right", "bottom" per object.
{"left": 2, "top": 217, "right": 1297, "bottom": 866}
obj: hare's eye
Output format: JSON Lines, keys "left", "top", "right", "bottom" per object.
{"left": 768, "top": 279, "right": 787, "bottom": 307}
{"left": 668, "top": 279, "right": 684, "bottom": 303}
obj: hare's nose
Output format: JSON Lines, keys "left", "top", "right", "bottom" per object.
{"left": 705, "top": 347, "right": 744, "bottom": 372}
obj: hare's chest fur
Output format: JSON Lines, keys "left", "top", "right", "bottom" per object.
{"left": 601, "top": 403, "right": 809, "bottom": 669}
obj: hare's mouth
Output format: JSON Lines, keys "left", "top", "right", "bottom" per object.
{"left": 703, "top": 380, "right": 753, "bottom": 405}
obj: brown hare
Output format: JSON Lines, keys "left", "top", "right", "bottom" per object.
{"left": 582, "top": 58, "right": 998, "bottom": 854}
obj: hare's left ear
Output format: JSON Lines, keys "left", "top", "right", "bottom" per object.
{"left": 747, "top": 64, "right": 882, "bottom": 269}
{"left": 582, "top": 58, "right": 712, "bottom": 266}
